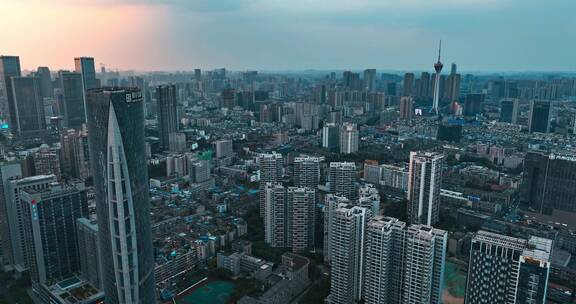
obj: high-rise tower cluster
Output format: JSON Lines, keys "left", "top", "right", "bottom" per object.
{"left": 327, "top": 212, "right": 447, "bottom": 304}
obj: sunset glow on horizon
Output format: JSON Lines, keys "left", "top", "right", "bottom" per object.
{"left": 0, "top": 0, "right": 171, "bottom": 71}
{"left": 2, "top": 0, "right": 575, "bottom": 71}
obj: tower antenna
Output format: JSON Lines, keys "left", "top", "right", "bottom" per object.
{"left": 437, "top": 40, "right": 442, "bottom": 62}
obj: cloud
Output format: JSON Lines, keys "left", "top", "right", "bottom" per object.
{"left": 2, "top": 0, "right": 575, "bottom": 71}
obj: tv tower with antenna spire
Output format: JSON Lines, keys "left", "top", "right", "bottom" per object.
{"left": 432, "top": 40, "right": 443, "bottom": 115}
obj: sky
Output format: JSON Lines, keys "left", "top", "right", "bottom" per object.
{"left": 1, "top": 0, "right": 575, "bottom": 72}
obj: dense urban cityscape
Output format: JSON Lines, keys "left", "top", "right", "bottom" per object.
{"left": 1, "top": 2, "right": 576, "bottom": 304}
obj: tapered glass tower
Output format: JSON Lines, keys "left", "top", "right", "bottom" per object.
{"left": 86, "top": 88, "right": 155, "bottom": 304}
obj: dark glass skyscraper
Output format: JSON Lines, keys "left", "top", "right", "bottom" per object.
{"left": 74, "top": 57, "right": 99, "bottom": 90}
{"left": 21, "top": 181, "right": 88, "bottom": 284}
{"left": 86, "top": 88, "right": 155, "bottom": 304}
{"left": 522, "top": 151, "right": 576, "bottom": 215}
{"left": 500, "top": 98, "right": 519, "bottom": 124}
{"left": 35, "top": 66, "right": 53, "bottom": 99}
{"left": 10, "top": 76, "right": 46, "bottom": 137}
{"left": 156, "top": 85, "right": 178, "bottom": 151}
{"left": 528, "top": 99, "right": 551, "bottom": 133}
{"left": 59, "top": 71, "right": 86, "bottom": 128}
{"left": 0, "top": 56, "right": 22, "bottom": 125}
{"left": 0, "top": 162, "right": 22, "bottom": 267}
{"left": 463, "top": 93, "right": 485, "bottom": 117}
{"left": 465, "top": 231, "right": 551, "bottom": 304}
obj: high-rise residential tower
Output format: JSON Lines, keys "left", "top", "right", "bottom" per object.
{"left": 258, "top": 152, "right": 283, "bottom": 217}
{"left": 288, "top": 187, "right": 315, "bottom": 253}
{"left": 60, "top": 129, "right": 88, "bottom": 179}
{"left": 402, "top": 225, "right": 447, "bottom": 304}
{"left": 500, "top": 98, "right": 519, "bottom": 124}
{"left": 407, "top": 151, "right": 444, "bottom": 226}
{"left": 465, "top": 231, "right": 552, "bottom": 304}
{"left": 400, "top": 96, "right": 414, "bottom": 120}
{"left": 403, "top": 73, "right": 415, "bottom": 97}
{"left": 327, "top": 205, "right": 368, "bottom": 304}
{"left": 156, "top": 85, "right": 178, "bottom": 151}
{"left": 86, "top": 87, "right": 155, "bottom": 304}
{"left": 263, "top": 183, "right": 289, "bottom": 247}
{"left": 328, "top": 162, "right": 357, "bottom": 200}
{"left": 293, "top": 155, "right": 321, "bottom": 189}
{"left": 363, "top": 216, "right": 406, "bottom": 304}
{"left": 323, "top": 194, "right": 350, "bottom": 264}
{"left": 340, "top": 122, "right": 359, "bottom": 154}
{"left": 419, "top": 72, "right": 431, "bottom": 99}
{"left": 364, "top": 69, "right": 377, "bottom": 92}
{"left": 189, "top": 159, "right": 211, "bottom": 183}
{"left": 74, "top": 57, "right": 98, "bottom": 90}
{"left": 214, "top": 139, "right": 233, "bottom": 159}
{"left": 447, "top": 63, "right": 460, "bottom": 102}
{"left": 322, "top": 122, "right": 340, "bottom": 152}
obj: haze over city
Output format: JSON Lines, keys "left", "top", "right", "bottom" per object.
{"left": 2, "top": 0, "right": 575, "bottom": 72}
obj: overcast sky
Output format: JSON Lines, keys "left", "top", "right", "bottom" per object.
{"left": 1, "top": 0, "right": 575, "bottom": 72}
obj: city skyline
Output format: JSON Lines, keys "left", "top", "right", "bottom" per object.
{"left": 1, "top": 0, "right": 575, "bottom": 72}
{"left": 0, "top": 1, "right": 574, "bottom": 303}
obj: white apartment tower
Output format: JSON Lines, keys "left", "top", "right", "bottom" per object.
{"left": 258, "top": 152, "right": 283, "bottom": 217}
{"left": 362, "top": 218, "right": 447, "bottom": 304}
{"left": 340, "top": 122, "right": 359, "bottom": 154}
{"left": 323, "top": 194, "right": 350, "bottom": 264}
{"left": 407, "top": 151, "right": 444, "bottom": 226}
{"left": 328, "top": 205, "right": 368, "bottom": 304}
{"left": 263, "top": 183, "right": 289, "bottom": 247}
{"left": 363, "top": 216, "right": 406, "bottom": 304}
{"left": 288, "top": 187, "right": 315, "bottom": 253}
{"left": 214, "top": 139, "right": 233, "bottom": 159}
{"left": 402, "top": 225, "right": 447, "bottom": 304}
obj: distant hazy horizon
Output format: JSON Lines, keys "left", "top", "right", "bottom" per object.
{"left": 3, "top": 0, "right": 575, "bottom": 72}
